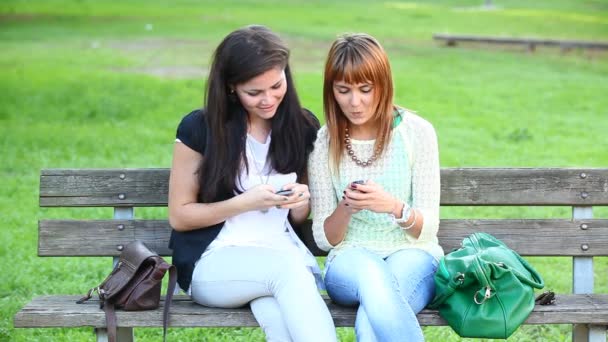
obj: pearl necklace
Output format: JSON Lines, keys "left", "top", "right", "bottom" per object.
{"left": 344, "top": 127, "right": 381, "bottom": 167}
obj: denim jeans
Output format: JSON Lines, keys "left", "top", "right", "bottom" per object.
{"left": 325, "top": 247, "right": 438, "bottom": 342}
{"left": 191, "top": 246, "right": 337, "bottom": 342}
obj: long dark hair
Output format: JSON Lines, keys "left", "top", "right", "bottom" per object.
{"left": 199, "top": 25, "right": 318, "bottom": 203}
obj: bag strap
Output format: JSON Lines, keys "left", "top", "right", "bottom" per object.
{"left": 103, "top": 302, "right": 118, "bottom": 342}
{"left": 510, "top": 252, "right": 545, "bottom": 289}
{"left": 162, "top": 264, "right": 177, "bottom": 342}
{"left": 428, "top": 272, "right": 464, "bottom": 308}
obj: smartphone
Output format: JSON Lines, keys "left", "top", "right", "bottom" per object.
{"left": 276, "top": 189, "right": 294, "bottom": 196}
{"left": 351, "top": 180, "right": 365, "bottom": 192}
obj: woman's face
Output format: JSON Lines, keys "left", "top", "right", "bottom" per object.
{"left": 234, "top": 67, "right": 287, "bottom": 122}
{"left": 333, "top": 80, "right": 376, "bottom": 129}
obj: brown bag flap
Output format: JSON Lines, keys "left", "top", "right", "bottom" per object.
{"left": 101, "top": 241, "right": 159, "bottom": 301}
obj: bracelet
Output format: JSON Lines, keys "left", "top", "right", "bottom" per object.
{"left": 401, "top": 209, "right": 417, "bottom": 230}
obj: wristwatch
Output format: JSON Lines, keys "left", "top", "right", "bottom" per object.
{"left": 392, "top": 201, "right": 412, "bottom": 224}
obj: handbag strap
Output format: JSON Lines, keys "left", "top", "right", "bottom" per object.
{"left": 428, "top": 272, "right": 463, "bottom": 308}
{"left": 163, "top": 264, "right": 177, "bottom": 342}
{"left": 511, "top": 252, "right": 545, "bottom": 289}
{"left": 103, "top": 302, "right": 118, "bottom": 342}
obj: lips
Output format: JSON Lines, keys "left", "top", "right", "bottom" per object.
{"left": 259, "top": 105, "right": 275, "bottom": 112}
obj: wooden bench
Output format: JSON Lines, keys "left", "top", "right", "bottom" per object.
{"left": 14, "top": 168, "right": 608, "bottom": 341}
{"left": 433, "top": 33, "right": 608, "bottom": 52}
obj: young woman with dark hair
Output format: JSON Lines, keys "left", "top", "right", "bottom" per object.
{"left": 309, "top": 33, "right": 442, "bottom": 341}
{"left": 168, "top": 25, "right": 336, "bottom": 341}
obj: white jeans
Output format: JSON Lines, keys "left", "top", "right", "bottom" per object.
{"left": 190, "top": 246, "right": 337, "bottom": 342}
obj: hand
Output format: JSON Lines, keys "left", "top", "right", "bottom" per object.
{"left": 342, "top": 180, "right": 398, "bottom": 214}
{"left": 275, "top": 183, "right": 310, "bottom": 211}
{"left": 340, "top": 198, "right": 362, "bottom": 214}
{"left": 239, "top": 184, "right": 289, "bottom": 212}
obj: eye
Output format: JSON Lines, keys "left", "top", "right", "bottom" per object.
{"left": 271, "top": 82, "right": 282, "bottom": 90}
{"left": 360, "top": 86, "right": 373, "bottom": 93}
{"left": 336, "top": 87, "right": 350, "bottom": 94}
{"left": 246, "top": 91, "right": 261, "bottom": 96}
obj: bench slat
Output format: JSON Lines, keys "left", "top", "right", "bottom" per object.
{"left": 14, "top": 294, "right": 608, "bottom": 328}
{"left": 40, "top": 169, "right": 169, "bottom": 207}
{"left": 39, "top": 219, "right": 608, "bottom": 257}
{"left": 40, "top": 168, "right": 608, "bottom": 207}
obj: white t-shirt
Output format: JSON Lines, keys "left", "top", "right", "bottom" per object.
{"left": 205, "top": 133, "right": 300, "bottom": 254}
{"left": 200, "top": 134, "right": 321, "bottom": 289}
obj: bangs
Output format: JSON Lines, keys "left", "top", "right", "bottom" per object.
{"left": 329, "top": 48, "right": 377, "bottom": 85}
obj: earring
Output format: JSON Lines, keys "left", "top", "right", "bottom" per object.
{"left": 228, "top": 88, "right": 237, "bottom": 103}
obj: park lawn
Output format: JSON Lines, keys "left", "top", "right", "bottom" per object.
{"left": 1, "top": 0, "right": 607, "bottom": 341}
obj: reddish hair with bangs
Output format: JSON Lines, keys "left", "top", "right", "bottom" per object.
{"left": 323, "top": 33, "right": 395, "bottom": 171}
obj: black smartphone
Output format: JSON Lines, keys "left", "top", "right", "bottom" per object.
{"left": 276, "top": 189, "right": 294, "bottom": 196}
{"left": 352, "top": 180, "right": 365, "bottom": 185}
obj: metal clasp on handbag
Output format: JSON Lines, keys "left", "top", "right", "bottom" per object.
{"left": 474, "top": 286, "right": 492, "bottom": 304}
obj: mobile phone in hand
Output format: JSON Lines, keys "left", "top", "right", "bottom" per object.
{"left": 276, "top": 189, "right": 294, "bottom": 196}
{"left": 350, "top": 180, "right": 365, "bottom": 192}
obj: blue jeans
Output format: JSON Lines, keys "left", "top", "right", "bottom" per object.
{"left": 325, "top": 247, "right": 438, "bottom": 342}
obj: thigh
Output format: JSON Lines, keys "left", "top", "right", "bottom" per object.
{"left": 385, "top": 248, "right": 438, "bottom": 312}
{"left": 324, "top": 247, "right": 393, "bottom": 306}
{"left": 190, "top": 246, "right": 283, "bottom": 307}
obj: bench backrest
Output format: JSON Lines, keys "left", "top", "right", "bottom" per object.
{"left": 39, "top": 168, "right": 608, "bottom": 258}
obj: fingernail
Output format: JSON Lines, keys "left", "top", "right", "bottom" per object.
{"left": 283, "top": 197, "right": 288, "bottom": 201}
{"left": 298, "top": 192, "right": 304, "bottom": 197}
{"left": 342, "top": 195, "right": 345, "bottom": 200}
{"left": 345, "top": 204, "right": 349, "bottom": 207}
{"left": 276, "top": 205, "right": 281, "bottom": 209}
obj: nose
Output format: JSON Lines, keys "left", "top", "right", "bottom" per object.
{"left": 260, "top": 92, "right": 272, "bottom": 105}
{"left": 260, "top": 91, "right": 279, "bottom": 106}
{"left": 349, "top": 92, "right": 361, "bottom": 107}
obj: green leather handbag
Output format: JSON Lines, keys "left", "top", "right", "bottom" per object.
{"left": 428, "top": 232, "right": 544, "bottom": 338}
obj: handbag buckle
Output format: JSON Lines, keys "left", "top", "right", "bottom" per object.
{"left": 474, "top": 286, "right": 492, "bottom": 304}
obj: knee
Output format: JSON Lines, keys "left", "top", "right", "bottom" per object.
{"left": 326, "top": 248, "right": 399, "bottom": 304}
{"left": 328, "top": 248, "right": 388, "bottom": 283}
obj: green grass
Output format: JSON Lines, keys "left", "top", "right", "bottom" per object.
{"left": 1, "top": 0, "right": 607, "bottom": 341}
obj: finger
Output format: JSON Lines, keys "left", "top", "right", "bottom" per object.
{"left": 345, "top": 196, "right": 373, "bottom": 210}
{"left": 287, "top": 189, "right": 307, "bottom": 198}
{"left": 343, "top": 201, "right": 362, "bottom": 213}
{"left": 277, "top": 199, "right": 309, "bottom": 210}
{"left": 283, "top": 192, "right": 309, "bottom": 204}
{"left": 258, "top": 184, "right": 277, "bottom": 192}
{"left": 342, "top": 197, "right": 363, "bottom": 210}
{"left": 350, "top": 182, "right": 377, "bottom": 193}
{"left": 280, "top": 183, "right": 298, "bottom": 191}
{"left": 344, "top": 189, "right": 368, "bottom": 200}
{"left": 270, "top": 193, "right": 290, "bottom": 202}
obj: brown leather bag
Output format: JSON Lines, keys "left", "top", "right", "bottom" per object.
{"left": 77, "top": 240, "right": 177, "bottom": 342}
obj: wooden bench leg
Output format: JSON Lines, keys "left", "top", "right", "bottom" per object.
{"left": 588, "top": 325, "right": 607, "bottom": 342}
{"left": 95, "top": 327, "right": 134, "bottom": 342}
{"left": 573, "top": 324, "right": 588, "bottom": 342}
{"left": 573, "top": 324, "right": 607, "bottom": 342}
